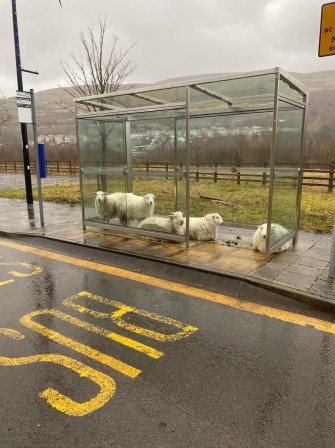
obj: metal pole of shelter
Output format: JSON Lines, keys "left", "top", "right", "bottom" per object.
{"left": 30, "top": 90, "right": 44, "bottom": 227}
{"left": 11, "top": 0, "right": 33, "bottom": 205}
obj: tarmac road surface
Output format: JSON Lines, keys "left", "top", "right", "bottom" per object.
{"left": 1, "top": 236, "right": 335, "bottom": 448}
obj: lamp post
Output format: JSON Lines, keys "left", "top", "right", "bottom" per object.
{"left": 11, "top": 0, "right": 33, "bottom": 205}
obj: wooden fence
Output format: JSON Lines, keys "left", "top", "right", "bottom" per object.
{"left": 0, "top": 160, "right": 79, "bottom": 177}
{"left": 0, "top": 160, "right": 334, "bottom": 192}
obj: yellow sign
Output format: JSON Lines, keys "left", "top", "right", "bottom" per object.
{"left": 319, "top": 2, "right": 335, "bottom": 57}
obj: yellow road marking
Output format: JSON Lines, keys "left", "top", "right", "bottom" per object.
{"left": 20, "top": 310, "right": 141, "bottom": 378}
{"left": 0, "top": 261, "right": 42, "bottom": 287}
{"left": 0, "top": 328, "right": 116, "bottom": 416}
{"left": 1, "top": 239, "right": 335, "bottom": 335}
{"left": 64, "top": 291, "right": 198, "bottom": 342}
{"left": 0, "top": 261, "right": 42, "bottom": 277}
{"left": 24, "top": 307, "right": 164, "bottom": 359}
{"left": 0, "top": 279, "right": 14, "bottom": 286}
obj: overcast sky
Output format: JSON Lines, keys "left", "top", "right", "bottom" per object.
{"left": 1, "top": 0, "right": 334, "bottom": 96}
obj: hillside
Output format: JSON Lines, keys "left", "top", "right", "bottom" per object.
{"left": 3, "top": 83, "right": 150, "bottom": 141}
{"left": 3, "top": 70, "right": 335, "bottom": 144}
{"left": 292, "top": 70, "right": 335, "bottom": 130}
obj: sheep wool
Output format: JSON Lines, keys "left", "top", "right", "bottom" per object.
{"left": 115, "top": 192, "right": 155, "bottom": 226}
{"left": 94, "top": 191, "right": 118, "bottom": 223}
{"left": 252, "top": 223, "right": 291, "bottom": 254}
{"left": 138, "top": 211, "right": 184, "bottom": 235}
{"left": 185, "top": 213, "right": 223, "bottom": 241}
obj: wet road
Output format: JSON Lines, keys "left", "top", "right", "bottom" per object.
{"left": 1, "top": 236, "right": 335, "bottom": 448}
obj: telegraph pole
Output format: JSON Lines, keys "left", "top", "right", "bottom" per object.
{"left": 11, "top": 0, "right": 33, "bottom": 205}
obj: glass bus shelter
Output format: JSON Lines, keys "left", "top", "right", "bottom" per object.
{"left": 75, "top": 67, "right": 309, "bottom": 256}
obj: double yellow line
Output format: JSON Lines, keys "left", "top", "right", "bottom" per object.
{"left": 1, "top": 238, "right": 334, "bottom": 335}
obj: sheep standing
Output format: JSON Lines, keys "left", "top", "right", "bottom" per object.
{"left": 252, "top": 223, "right": 291, "bottom": 254}
{"left": 184, "top": 213, "right": 223, "bottom": 241}
{"left": 138, "top": 211, "right": 184, "bottom": 235}
{"left": 94, "top": 191, "right": 118, "bottom": 223}
{"left": 115, "top": 193, "right": 155, "bottom": 226}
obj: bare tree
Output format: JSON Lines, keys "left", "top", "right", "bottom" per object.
{"left": 59, "top": 16, "right": 136, "bottom": 190}
{"left": 60, "top": 15, "right": 136, "bottom": 108}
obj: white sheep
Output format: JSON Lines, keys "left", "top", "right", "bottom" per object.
{"left": 252, "top": 223, "right": 291, "bottom": 254}
{"left": 94, "top": 191, "right": 118, "bottom": 223}
{"left": 184, "top": 213, "right": 223, "bottom": 241}
{"left": 114, "top": 192, "right": 155, "bottom": 226}
{"left": 138, "top": 211, "right": 185, "bottom": 235}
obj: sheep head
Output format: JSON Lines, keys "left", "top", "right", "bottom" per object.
{"left": 94, "top": 191, "right": 106, "bottom": 204}
{"left": 169, "top": 211, "right": 184, "bottom": 226}
{"left": 257, "top": 223, "right": 267, "bottom": 239}
{"left": 209, "top": 213, "right": 223, "bottom": 226}
{"left": 144, "top": 194, "right": 155, "bottom": 206}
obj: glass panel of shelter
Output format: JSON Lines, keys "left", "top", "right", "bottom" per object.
{"left": 187, "top": 111, "right": 273, "bottom": 226}
{"left": 188, "top": 80, "right": 273, "bottom": 229}
{"left": 126, "top": 108, "right": 187, "bottom": 233}
{"left": 78, "top": 117, "right": 127, "bottom": 223}
{"left": 269, "top": 100, "right": 304, "bottom": 250}
{"left": 78, "top": 107, "right": 187, "bottom": 236}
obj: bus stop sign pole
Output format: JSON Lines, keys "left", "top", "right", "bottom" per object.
{"left": 319, "top": 4, "right": 335, "bottom": 278}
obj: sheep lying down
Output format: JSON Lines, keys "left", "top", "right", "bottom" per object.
{"left": 138, "top": 211, "right": 184, "bottom": 235}
{"left": 184, "top": 213, "right": 224, "bottom": 241}
{"left": 252, "top": 223, "right": 291, "bottom": 254}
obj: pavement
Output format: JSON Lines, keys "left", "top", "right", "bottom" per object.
{"left": 0, "top": 174, "right": 334, "bottom": 311}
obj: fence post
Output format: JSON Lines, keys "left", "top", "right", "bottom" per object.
{"left": 196, "top": 163, "right": 199, "bottom": 182}
{"left": 69, "top": 160, "right": 73, "bottom": 175}
{"left": 214, "top": 163, "right": 218, "bottom": 183}
{"left": 57, "top": 160, "right": 60, "bottom": 174}
{"left": 166, "top": 162, "right": 168, "bottom": 180}
{"left": 14, "top": 160, "right": 16, "bottom": 173}
{"left": 262, "top": 164, "right": 267, "bottom": 186}
{"left": 237, "top": 162, "right": 241, "bottom": 185}
{"left": 328, "top": 161, "right": 334, "bottom": 193}
{"left": 146, "top": 161, "right": 149, "bottom": 175}
{"left": 4, "top": 161, "right": 7, "bottom": 173}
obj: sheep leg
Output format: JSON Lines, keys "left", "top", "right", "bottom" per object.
{"left": 120, "top": 215, "right": 127, "bottom": 226}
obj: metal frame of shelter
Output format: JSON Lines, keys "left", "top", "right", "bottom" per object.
{"left": 75, "top": 67, "right": 309, "bottom": 257}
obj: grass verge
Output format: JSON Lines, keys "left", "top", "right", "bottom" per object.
{"left": 0, "top": 181, "right": 334, "bottom": 233}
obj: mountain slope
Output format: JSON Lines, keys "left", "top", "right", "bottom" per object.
{"left": 3, "top": 70, "right": 335, "bottom": 141}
